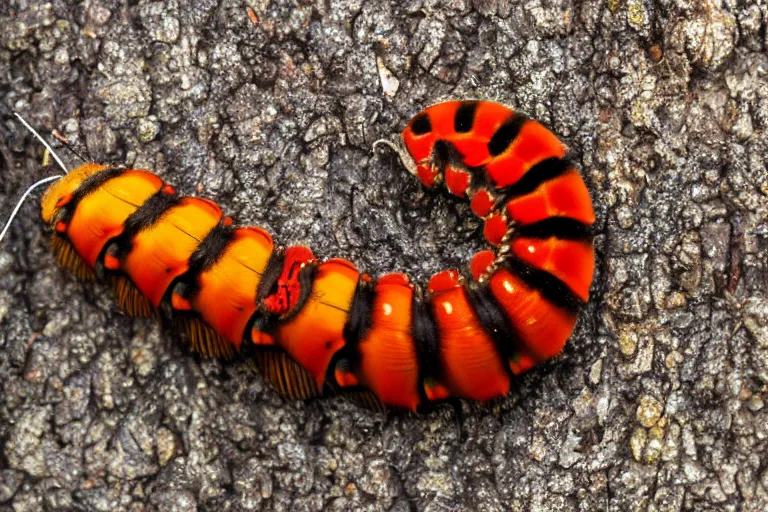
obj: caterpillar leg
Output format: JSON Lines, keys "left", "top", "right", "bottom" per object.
{"left": 112, "top": 276, "right": 158, "bottom": 320}
{"left": 174, "top": 315, "right": 234, "bottom": 359}
{"left": 51, "top": 236, "right": 95, "bottom": 281}
{"left": 247, "top": 351, "right": 320, "bottom": 400}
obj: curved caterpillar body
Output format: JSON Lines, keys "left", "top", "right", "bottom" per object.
{"left": 35, "top": 100, "right": 595, "bottom": 412}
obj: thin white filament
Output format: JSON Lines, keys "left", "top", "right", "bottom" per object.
{"left": 13, "top": 112, "right": 69, "bottom": 174}
{"left": 0, "top": 175, "right": 64, "bottom": 243}
{"left": 0, "top": 114, "right": 71, "bottom": 244}
{"left": 372, "top": 138, "right": 418, "bottom": 177}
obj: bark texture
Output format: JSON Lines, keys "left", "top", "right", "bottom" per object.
{"left": 1, "top": 1, "right": 767, "bottom": 510}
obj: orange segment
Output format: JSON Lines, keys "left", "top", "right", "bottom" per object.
{"left": 188, "top": 227, "right": 274, "bottom": 349}
{"left": 121, "top": 197, "right": 222, "bottom": 306}
{"left": 353, "top": 274, "right": 421, "bottom": 412}
{"left": 66, "top": 171, "right": 163, "bottom": 267}
{"left": 41, "top": 163, "right": 111, "bottom": 223}
{"left": 274, "top": 259, "right": 359, "bottom": 389}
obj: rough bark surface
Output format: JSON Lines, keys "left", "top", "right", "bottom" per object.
{"left": 1, "top": 1, "right": 767, "bottom": 511}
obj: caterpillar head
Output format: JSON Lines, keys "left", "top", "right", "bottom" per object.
{"left": 0, "top": 114, "right": 94, "bottom": 244}
{"left": 40, "top": 163, "right": 109, "bottom": 223}
{"left": 8, "top": 114, "right": 108, "bottom": 227}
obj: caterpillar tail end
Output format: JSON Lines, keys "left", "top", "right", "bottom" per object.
{"left": 372, "top": 138, "right": 418, "bottom": 178}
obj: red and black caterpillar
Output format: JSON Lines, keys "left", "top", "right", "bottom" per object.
{"left": 32, "top": 100, "right": 595, "bottom": 412}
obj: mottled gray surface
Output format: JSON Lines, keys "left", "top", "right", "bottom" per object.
{"left": 0, "top": 0, "right": 767, "bottom": 511}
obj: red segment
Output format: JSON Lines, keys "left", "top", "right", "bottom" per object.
{"left": 402, "top": 102, "right": 463, "bottom": 187}
{"left": 424, "top": 380, "right": 450, "bottom": 402}
{"left": 416, "top": 101, "right": 462, "bottom": 136}
{"left": 55, "top": 193, "right": 73, "bottom": 209}
{"left": 509, "top": 353, "right": 537, "bottom": 375}
{"left": 404, "top": 132, "right": 436, "bottom": 167}
{"left": 171, "top": 292, "right": 193, "bottom": 311}
{"left": 484, "top": 121, "right": 567, "bottom": 188}
{"left": 469, "top": 102, "right": 516, "bottom": 138}
{"left": 103, "top": 253, "right": 120, "bottom": 270}
{"left": 427, "top": 269, "right": 461, "bottom": 293}
{"left": 489, "top": 269, "right": 578, "bottom": 361}
{"left": 378, "top": 273, "right": 410, "bottom": 286}
{"left": 505, "top": 169, "right": 595, "bottom": 226}
{"left": 450, "top": 137, "right": 490, "bottom": 167}
{"left": 444, "top": 165, "right": 471, "bottom": 197}
{"left": 470, "top": 189, "right": 495, "bottom": 218}
{"left": 335, "top": 368, "right": 359, "bottom": 387}
{"left": 402, "top": 102, "right": 515, "bottom": 187}
{"left": 511, "top": 237, "right": 594, "bottom": 302}
{"left": 470, "top": 250, "right": 496, "bottom": 280}
{"left": 483, "top": 214, "right": 507, "bottom": 246}
{"left": 430, "top": 286, "right": 510, "bottom": 401}
{"left": 416, "top": 164, "right": 439, "bottom": 188}
{"left": 402, "top": 102, "right": 573, "bottom": 198}
{"left": 262, "top": 246, "right": 317, "bottom": 316}
{"left": 448, "top": 103, "right": 516, "bottom": 167}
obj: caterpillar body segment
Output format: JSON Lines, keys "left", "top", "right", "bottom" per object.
{"left": 34, "top": 100, "right": 595, "bottom": 412}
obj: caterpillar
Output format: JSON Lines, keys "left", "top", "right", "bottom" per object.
{"left": 4, "top": 100, "right": 595, "bottom": 412}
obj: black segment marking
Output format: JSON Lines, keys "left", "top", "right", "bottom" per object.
{"left": 110, "top": 188, "right": 181, "bottom": 260}
{"left": 58, "top": 167, "right": 125, "bottom": 224}
{"left": 243, "top": 312, "right": 272, "bottom": 344}
{"left": 177, "top": 222, "right": 237, "bottom": 297}
{"left": 284, "top": 264, "right": 318, "bottom": 320}
{"left": 431, "top": 139, "right": 491, "bottom": 190}
{"left": 256, "top": 248, "right": 285, "bottom": 303}
{"left": 454, "top": 102, "right": 478, "bottom": 133}
{"left": 410, "top": 113, "right": 432, "bottom": 135}
{"left": 501, "top": 258, "right": 583, "bottom": 312}
{"left": 186, "top": 223, "right": 236, "bottom": 274}
{"left": 487, "top": 113, "right": 528, "bottom": 157}
{"left": 411, "top": 287, "right": 442, "bottom": 383}
{"left": 515, "top": 217, "right": 593, "bottom": 241}
{"left": 464, "top": 282, "right": 520, "bottom": 375}
{"left": 497, "top": 157, "right": 571, "bottom": 199}
{"left": 431, "top": 139, "right": 461, "bottom": 172}
{"left": 342, "top": 278, "right": 376, "bottom": 351}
